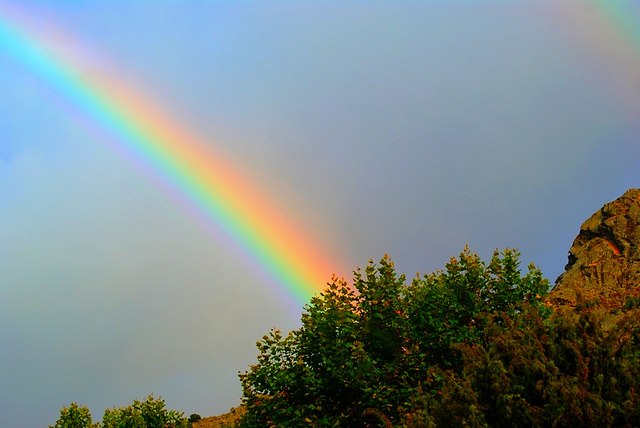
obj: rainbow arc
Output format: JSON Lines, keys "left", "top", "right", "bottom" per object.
{"left": 0, "top": 6, "right": 340, "bottom": 306}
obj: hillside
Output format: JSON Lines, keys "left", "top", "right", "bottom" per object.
{"left": 191, "top": 406, "right": 245, "bottom": 428}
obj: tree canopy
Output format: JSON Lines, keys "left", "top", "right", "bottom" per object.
{"left": 50, "top": 247, "right": 640, "bottom": 427}
{"left": 237, "top": 247, "right": 588, "bottom": 427}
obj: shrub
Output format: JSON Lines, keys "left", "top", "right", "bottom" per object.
{"left": 188, "top": 413, "right": 201, "bottom": 423}
{"left": 50, "top": 402, "right": 96, "bottom": 428}
{"left": 102, "top": 394, "right": 186, "bottom": 428}
{"left": 434, "top": 305, "right": 640, "bottom": 427}
{"left": 102, "top": 403, "right": 146, "bottom": 428}
{"left": 53, "top": 394, "right": 188, "bottom": 428}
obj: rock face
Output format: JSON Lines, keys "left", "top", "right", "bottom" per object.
{"left": 552, "top": 188, "right": 640, "bottom": 310}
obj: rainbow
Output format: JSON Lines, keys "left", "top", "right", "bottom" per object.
{"left": 545, "top": 2, "right": 640, "bottom": 117}
{"left": 0, "top": 6, "right": 343, "bottom": 307}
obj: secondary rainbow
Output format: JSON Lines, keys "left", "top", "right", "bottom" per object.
{"left": 545, "top": 2, "right": 640, "bottom": 118}
{"left": 0, "top": 8, "right": 341, "bottom": 306}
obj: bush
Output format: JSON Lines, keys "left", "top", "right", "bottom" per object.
{"left": 238, "top": 248, "right": 549, "bottom": 427}
{"left": 53, "top": 394, "right": 187, "bottom": 428}
{"left": 188, "top": 413, "right": 201, "bottom": 423}
{"left": 102, "top": 403, "right": 146, "bottom": 428}
{"left": 434, "top": 305, "right": 640, "bottom": 427}
{"left": 50, "top": 403, "right": 96, "bottom": 428}
{"left": 102, "top": 394, "right": 186, "bottom": 428}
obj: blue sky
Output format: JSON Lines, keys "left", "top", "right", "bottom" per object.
{"left": 1, "top": 2, "right": 639, "bottom": 427}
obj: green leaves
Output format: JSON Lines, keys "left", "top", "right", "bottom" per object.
{"left": 52, "top": 394, "right": 187, "bottom": 428}
{"left": 238, "top": 248, "right": 550, "bottom": 427}
{"left": 437, "top": 306, "right": 640, "bottom": 427}
{"left": 50, "top": 403, "right": 96, "bottom": 428}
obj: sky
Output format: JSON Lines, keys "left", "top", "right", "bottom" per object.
{"left": 1, "top": 1, "right": 639, "bottom": 427}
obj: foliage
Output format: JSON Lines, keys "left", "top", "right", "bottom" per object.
{"left": 102, "top": 394, "right": 187, "bottom": 428}
{"left": 53, "top": 394, "right": 188, "bottom": 428}
{"left": 102, "top": 403, "right": 146, "bottom": 428}
{"left": 432, "top": 305, "right": 640, "bottom": 427}
{"left": 238, "top": 247, "right": 549, "bottom": 427}
{"left": 50, "top": 402, "right": 97, "bottom": 428}
{"left": 188, "top": 414, "right": 201, "bottom": 423}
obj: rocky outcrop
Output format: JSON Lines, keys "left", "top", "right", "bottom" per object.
{"left": 551, "top": 188, "right": 640, "bottom": 312}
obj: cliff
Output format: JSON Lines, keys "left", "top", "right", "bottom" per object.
{"left": 551, "top": 188, "right": 640, "bottom": 318}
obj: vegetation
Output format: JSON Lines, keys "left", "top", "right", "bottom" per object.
{"left": 51, "top": 246, "right": 640, "bottom": 427}
{"left": 237, "top": 248, "right": 558, "bottom": 427}
{"left": 50, "top": 402, "right": 98, "bottom": 428}
{"left": 51, "top": 394, "right": 188, "bottom": 428}
{"left": 430, "top": 305, "right": 640, "bottom": 427}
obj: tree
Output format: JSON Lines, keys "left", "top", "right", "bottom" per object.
{"left": 52, "top": 394, "right": 187, "bottom": 428}
{"left": 432, "top": 304, "right": 640, "bottom": 427}
{"left": 50, "top": 403, "right": 96, "bottom": 428}
{"left": 238, "top": 248, "right": 549, "bottom": 427}
{"left": 102, "top": 394, "right": 186, "bottom": 428}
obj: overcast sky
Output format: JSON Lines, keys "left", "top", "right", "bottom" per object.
{"left": 1, "top": 2, "right": 639, "bottom": 427}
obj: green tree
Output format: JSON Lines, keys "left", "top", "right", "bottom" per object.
{"left": 50, "top": 403, "right": 97, "bottom": 428}
{"left": 238, "top": 248, "right": 549, "bottom": 427}
{"left": 403, "top": 247, "right": 549, "bottom": 375}
{"left": 103, "top": 403, "right": 146, "bottom": 428}
{"left": 433, "top": 305, "right": 640, "bottom": 427}
{"left": 102, "top": 394, "right": 186, "bottom": 428}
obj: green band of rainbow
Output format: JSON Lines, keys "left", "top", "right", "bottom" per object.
{"left": 0, "top": 8, "right": 340, "bottom": 307}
